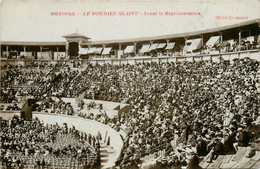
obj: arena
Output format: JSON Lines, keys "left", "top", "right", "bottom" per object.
{"left": 1, "top": 18, "right": 260, "bottom": 169}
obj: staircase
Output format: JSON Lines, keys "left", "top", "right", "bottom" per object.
{"left": 99, "top": 143, "right": 116, "bottom": 169}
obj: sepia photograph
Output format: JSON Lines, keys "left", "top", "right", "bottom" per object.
{"left": 0, "top": 0, "right": 260, "bottom": 168}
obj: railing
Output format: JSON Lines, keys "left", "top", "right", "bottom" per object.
{"left": 1, "top": 49, "right": 259, "bottom": 68}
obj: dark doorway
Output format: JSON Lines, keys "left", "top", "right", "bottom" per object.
{"left": 68, "top": 42, "right": 79, "bottom": 58}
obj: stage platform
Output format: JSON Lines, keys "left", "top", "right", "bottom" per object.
{"left": 36, "top": 97, "right": 131, "bottom": 118}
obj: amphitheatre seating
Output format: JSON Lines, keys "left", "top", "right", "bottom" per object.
{"left": 1, "top": 57, "right": 259, "bottom": 168}
{"left": 200, "top": 147, "right": 260, "bottom": 168}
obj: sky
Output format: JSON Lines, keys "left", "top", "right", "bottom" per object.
{"left": 1, "top": 0, "right": 260, "bottom": 42}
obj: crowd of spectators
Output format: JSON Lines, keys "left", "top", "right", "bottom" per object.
{"left": 37, "top": 98, "right": 108, "bottom": 124}
{"left": 0, "top": 115, "right": 101, "bottom": 168}
{"left": 1, "top": 56, "right": 259, "bottom": 168}
{"left": 37, "top": 98, "right": 74, "bottom": 116}
{"left": 119, "top": 39, "right": 260, "bottom": 59}
{"left": 0, "top": 63, "right": 65, "bottom": 103}
{"left": 202, "top": 40, "right": 260, "bottom": 55}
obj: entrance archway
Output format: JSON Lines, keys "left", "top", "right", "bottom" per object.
{"left": 68, "top": 42, "right": 79, "bottom": 58}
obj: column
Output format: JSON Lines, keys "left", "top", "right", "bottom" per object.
{"left": 78, "top": 40, "right": 82, "bottom": 49}
{"left": 200, "top": 35, "right": 204, "bottom": 55}
{"left": 238, "top": 31, "right": 242, "bottom": 51}
{"left": 102, "top": 44, "right": 106, "bottom": 57}
{"left": 134, "top": 42, "right": 137, "bottom": 56}
{"left": 56, "top": 47, "right": 59, "bottom": 60}
{"left": 66, "top": 42, "right": 69, "bottom": 58}
{"left": 78, "top": 40, "right": 82, "bottom": 58}
{"left": 184, "top": 37, "right": 188, "bottom": 55}
{"left": 220, "top": 32, "right": 223, "bottom": 44}
{"left": 118, "top": 44, "right": 122, "bottom": 59}
{"left": 166, "top": 39, "right": 170, "bottom": 57}
{"left": 149, "top": 41, "right": 153, "bottom": 56}
{"left": 22, "top": 46, "right": 26, "bottom": 58}
{"left": 40, "top": 46, "right": 43, "bottom": 59}
{"left": 6, "top": 46, "right": 9, "bottom": 58}
{"left": 200, "top": 35, "right": 204, "bottom": 46}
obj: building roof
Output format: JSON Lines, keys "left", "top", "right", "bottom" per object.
{"left": 0, "top": 41, "right": 66, "bottom": 46}
{"left": 86, "top": 18, "right": 260, "bottom": 45}
{"left": 62, "top": 33, "right": 90, "bottom": 40}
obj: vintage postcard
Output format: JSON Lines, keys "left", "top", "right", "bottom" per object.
{"left": 1, "top": 0, "right": 260, "bottom": 169}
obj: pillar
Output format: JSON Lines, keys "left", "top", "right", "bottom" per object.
{"left": 200, "top": 35, "right": 204, "bottom": 54}
{"left": 6, "top": 46, "right": 9, "bottom": 57}
{"left": 66, "top": 42, "right": 69, "bottom": 58}
{"left": 238, "top": 31, "right": 242, "bottom": 51}
{"left": 134, "top": 42, "right": 137, "bottom": 56}
{"left": 149, "top": 41, "right": 153, "bottom": 55}
{"left": 184, "top": 37, "right": 188, "bottom": 55}
{"left": 102, "top": 44, "right": 106, "bottom": 57}
{"left": 166, "top": 39, "right": 170, "bottom": 57}
{"left": 78, "top": 40, "right": 82, "bottom": 58}
{"left": 56, "top": 47, "right": 59, "bottom": 60}
{"left": 118, "top": 44, "right": 122, "bottom": 59}
{"left": 20, "top": 46, "right": 26, "bottom": 56}
{"left": 78, "top": 40, "right": 82, "bottom": 49}
{"left": 40, "top": 46, "right": 43, "bottom": 59}
{"left": 200, "top": 35, "right": 204, "bottom": 46}
{"left": 220, "top": 32, "right": 223, "bottom": 44}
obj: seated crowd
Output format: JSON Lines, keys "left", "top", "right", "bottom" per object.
{"left": 0, "top": 115, "right": 101, "bottom": 168}
{"left": 4, "top": 57, "right": 258, "bottom": 168}
{"left": 121, "top": 39, "right": 260, "bottom": 58}
{"left": 0, "top": 63, "right": 67, "bottom": 103}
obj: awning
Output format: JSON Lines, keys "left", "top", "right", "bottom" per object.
{"left": 187, "top": 38, "right": 202, "bottom": 52}
{"left": 124, "top": 45, "right": 135, "bottom": 54}
{"left": 78, "top": 48, "right": 89, "bottom": 55}
{"left": 165, "top": 42, "right": 175, "bottom": 50}
{"left": 246, "top": 36, "right": 254, "bottom": 42}
{"left": 206, "top": 36, "right": 220, "bottom": 47}
{"left": 148, "top": 43, "right": 159, "bottom": 52}
{"left": 156, "top": 43, "right": 166, "bottom": 49}
{"left": 94, "top": 47, "right": 103, "bottom": 54}
{"left": 140, "top": 44, "right": 151, "bottom": 53}
{"left": 102, "top": 47, "right": 112, "bottom": 55}
{"left": 87, "top": 47, "right": 96, "bottom": 54}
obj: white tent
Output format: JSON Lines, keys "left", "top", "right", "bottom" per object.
{"left": 87, "top": 47, "right": 96, "bottom": 54}
{"left": 148, "top": 43, "right": 159, "bottom": 52}
{"left": 102, "top": 47, "right": 112, "bottom": 55}
{"left": 139, "top": 44, "right": 151, "bottom": 53}
{"left": 165, "top": 42, "right": 176, "bottom": 50}
{"left": 124, "top": 45, "right": 135, "bottom": 54}
{"left": 186, "top": 38, "right": 202, "bottom": 52}
{"left": 156, "top": 43, "right": 166, "bottom": 49}
{"left": 78, "top": 48, "right": 89, "bottom": 55}
{"left": 206, "top": 36, "right": 220, "bottom": 47}
{"left": 246, "top": 36, "right": 254, "bottom": 42}
{"left": 94, "top": 47, "right": 103, "bottom": 54}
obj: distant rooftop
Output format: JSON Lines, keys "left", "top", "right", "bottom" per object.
{"left": 62, "top": 33, "right": 90, "bottom": 40}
